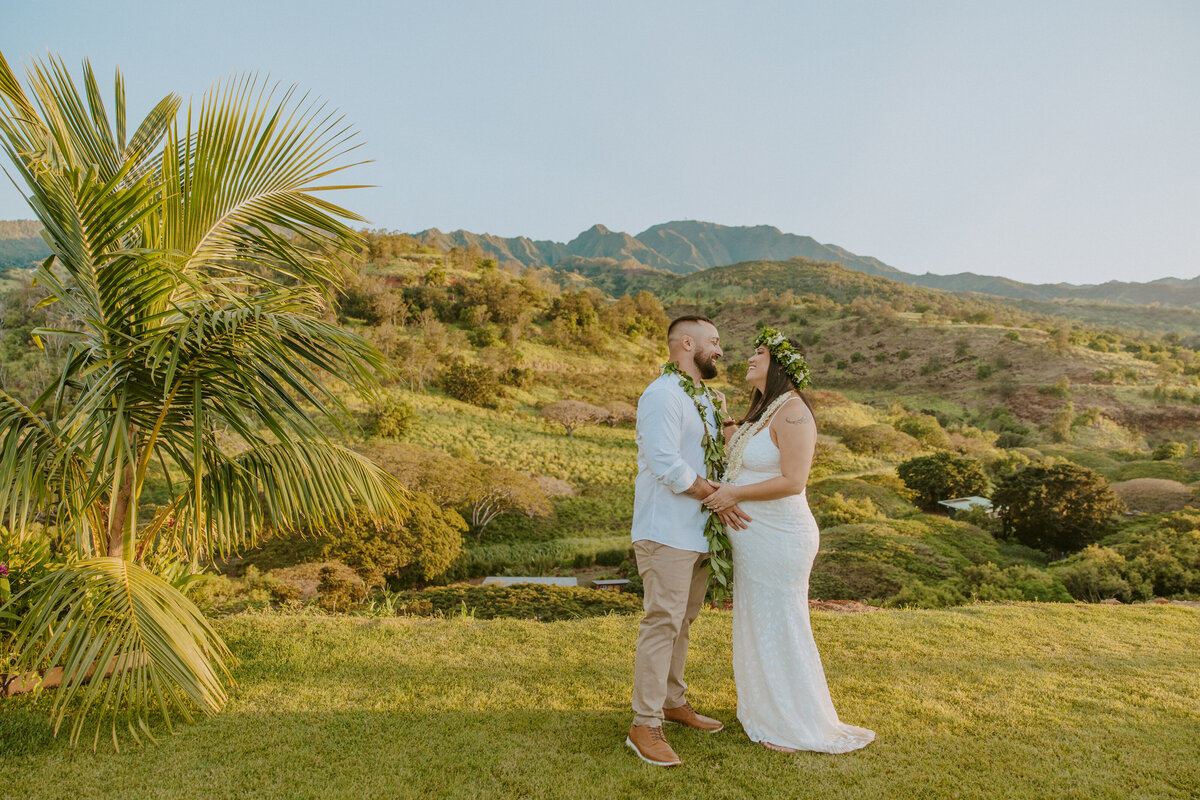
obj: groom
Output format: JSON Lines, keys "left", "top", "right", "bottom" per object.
{"left": 626, "top": 315, "right": 750, "bottom": 767}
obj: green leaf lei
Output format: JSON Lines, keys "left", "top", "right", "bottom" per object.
{"left": 662, "top": 361, "right": 733, "bottom": 602}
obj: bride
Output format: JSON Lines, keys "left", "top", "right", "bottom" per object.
{"left": 702, "top": 329, "right": 875, "bottom": 754}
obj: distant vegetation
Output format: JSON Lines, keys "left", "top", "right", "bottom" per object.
{"left": 7, "top": 228, "right": 1200, "bottom": 633}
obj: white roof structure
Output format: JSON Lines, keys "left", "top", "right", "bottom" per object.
{"left": 482, "top": 576, "right": 579, "bottom": 587}
{"left": 937, "top": 496, "right": 993, "bottom": 511}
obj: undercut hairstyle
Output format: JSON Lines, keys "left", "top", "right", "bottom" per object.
{"left": 740, "top": 337, "right": 815, "bottom": 426}
{"left": 667, "top": 314, "right": 714, "bottom": 339}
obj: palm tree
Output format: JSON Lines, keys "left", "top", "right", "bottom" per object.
{"left": 0, "top": 52, "right": 408, "bottom": 748}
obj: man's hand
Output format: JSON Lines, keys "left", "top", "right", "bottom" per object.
{"left": 681, "top": 476, "right": 716, "bottom": 500}
{"left": 717, "top": 504, "right": 752, "bottom": 531}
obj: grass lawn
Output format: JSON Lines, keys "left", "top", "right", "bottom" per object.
{"left": 2, "top": 605, "right": 1199, "bottom": 799}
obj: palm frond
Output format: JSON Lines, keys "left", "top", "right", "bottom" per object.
{"left": 0, "top": 388, "right": 104, "bottom": 554}
{"left": 159, "top": 75, "right": 366, "bottom": 293}
{"left": 6, "top": 558, "right": 233, "bottom": 750}
{"left": 157, "top": 441, "right": 410, "bottom": 560}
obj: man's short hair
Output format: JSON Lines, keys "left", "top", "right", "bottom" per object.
{"left": 667, "top": 314, "right": 714, "bottom": 338}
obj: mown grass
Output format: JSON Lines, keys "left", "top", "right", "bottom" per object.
{"left": 2, "top": 605, "right": 1198, "bottom": 799}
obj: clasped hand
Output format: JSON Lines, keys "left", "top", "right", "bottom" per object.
{"left": 704, "top": 482, "right": 751, "bottom": 530}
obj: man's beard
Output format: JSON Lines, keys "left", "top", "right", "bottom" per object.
{"left": 696, "top": 351, "right": 719, "bottom": 380}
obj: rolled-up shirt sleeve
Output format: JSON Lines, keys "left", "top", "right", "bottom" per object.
{"left": 637, "top": 389, "right": 698, "bottom": 494}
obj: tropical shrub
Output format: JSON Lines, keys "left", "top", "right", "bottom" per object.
{"left": 398, "top": 583, "right": 642, "bottom": 621}
{"left": 897, "top": 453, "right": 989, "bottom": 511}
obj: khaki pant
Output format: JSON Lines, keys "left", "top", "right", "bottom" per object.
{"left": 631, "top": 540, "right": 710, "bottom": 727}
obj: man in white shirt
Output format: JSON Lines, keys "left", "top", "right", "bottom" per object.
{"left": 626, "top": 315, "right": 751, "bottom": 767}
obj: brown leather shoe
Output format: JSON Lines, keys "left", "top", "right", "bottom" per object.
{"left": 626, "top": 724, "right": 682, "bottom": 766}
{"left": 663, "top": 702, "right": 724, "bottom": 733}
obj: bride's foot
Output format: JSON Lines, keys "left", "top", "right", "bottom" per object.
{"left": 761, "top": 741, "right": 799, "bottom": 754}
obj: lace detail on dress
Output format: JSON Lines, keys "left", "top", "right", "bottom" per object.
{"left": 728, "top": 421, "right": 875, "bottom": 754}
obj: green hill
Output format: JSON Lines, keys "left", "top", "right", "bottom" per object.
{"left": 0, "top": 218, "right": 49, "bottom": 271}
{"left": 2, "top": 606, "right": 1197, "bottom": 798}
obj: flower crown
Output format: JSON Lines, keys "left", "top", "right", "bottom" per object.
{"left": 754, "top": 327, "right": 812, "bottom": 390}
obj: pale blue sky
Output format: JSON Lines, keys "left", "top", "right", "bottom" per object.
{"left": 2, "top": 1, "right": 1197, "bottom": 284}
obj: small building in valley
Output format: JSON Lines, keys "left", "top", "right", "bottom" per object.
{"left": 937, "top": 496, "right": 994, "bottom": 518}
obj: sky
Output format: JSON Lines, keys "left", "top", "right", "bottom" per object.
{"left": 1, "top": 0, "right": 1198, "bottom": 285}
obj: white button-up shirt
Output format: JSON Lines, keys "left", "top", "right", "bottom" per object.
{"left": 630, "top": 372, "right": 718, "bottom": 553}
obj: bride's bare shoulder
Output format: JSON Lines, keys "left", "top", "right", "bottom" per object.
{"left": 769, "top": 395, "right": 816, "bottom": 439}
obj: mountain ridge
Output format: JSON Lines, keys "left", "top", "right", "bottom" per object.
{"left": 408, "top": 219, "right": 1200, "bottom": 309}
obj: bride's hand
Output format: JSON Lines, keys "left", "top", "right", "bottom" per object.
{"left": 703, "top": 483, "right": 741, "bottom": 513}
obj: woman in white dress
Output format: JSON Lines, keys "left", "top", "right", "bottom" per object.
{"left": 703, "top": 329, "right": 874, "bottom": 754}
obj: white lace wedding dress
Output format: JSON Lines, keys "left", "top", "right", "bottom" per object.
{"left": 729, "top": 419, "right": 875, "bottom": 753}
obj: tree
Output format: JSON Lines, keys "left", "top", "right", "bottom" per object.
{"left": 897, "top": 453, "right": 989, "bottom": 511}
{"left": 542, "top": 400, "right": 608, "bottom": 437}
{"left": 363, "top": 394, "right": 416, "bottom": 439}
{"left": 439, "top": 360, "right": 503, "bottom": 408}
{"left": 0, "top": 54, "right": 407, "bottom": 746}
{"left": 356, "top": 443, "right": 551, "bottom": 537}
{"left": 992, "top": 463, "right": 1125, "bottom": 555}
{"left": 603, "top": 401, "right": 637, "bottom": 427}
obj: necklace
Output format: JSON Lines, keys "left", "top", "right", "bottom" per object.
{"left": 661, "top": 362, "right": 732, "bottom": 602}
{"left": 725, "top": 393, "right": 797, "bottom": 483}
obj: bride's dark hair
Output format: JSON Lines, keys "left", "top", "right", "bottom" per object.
{"left": 739, "top": 337, "right": 815, "bottom": 426}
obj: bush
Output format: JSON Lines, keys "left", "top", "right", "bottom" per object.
{"left": 235, "top": 493, "right": 467, "bottom": 587}
{"left": 897, "top": 453, "right": 989, "bottom": 511}
{"left": 813, "top": 492, "right": 881, "bottom": 527}
{"left": 439, "top": 360, "right": 504, "bottom": 408}
{"left": 363, "top": 394, "right": 416, "bottom": 439}
{"left": 993, "top": 463, "right": 1124, "bottom": 555}
{"left": 1110, "top": 479, "right": 1196, "bottom": 514}
{"left": 894, "top": 414, "right": 951, "bottom": 449}
{"left": 1152, "top": 441, "right": 1188, "bottom": 460}
{"left": 1053, "top": 545, "right": 1143, "bottom": 603}
{"left": 1058, "top": 514, "right": 1200, "bottom": 600}
{"left": 1038, "top": 377, "right": 1071, "bottom": 398}
{"left": 809, "top": 476, "right": 918, "bottom": 519}
{"left": 958, "top": 563, "right": 1072, "bottom": 602}
{"left": 884, "top": 581, "right": 966, "bottom": 608}
{"left": 398, "top": 583, "right": 643, "bottom": 621}
{"left": 317, "top": 564, "right": 369, "bottom": 611}
{"left": 0, "top": 525, "right": 72, "bottom": 657}
{"left": 841, "top": 424, "right": 922, "bottom": 458}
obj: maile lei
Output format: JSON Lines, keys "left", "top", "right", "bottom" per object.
{"left": 661, "top": 361, "right": 733, "bottom": 602}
